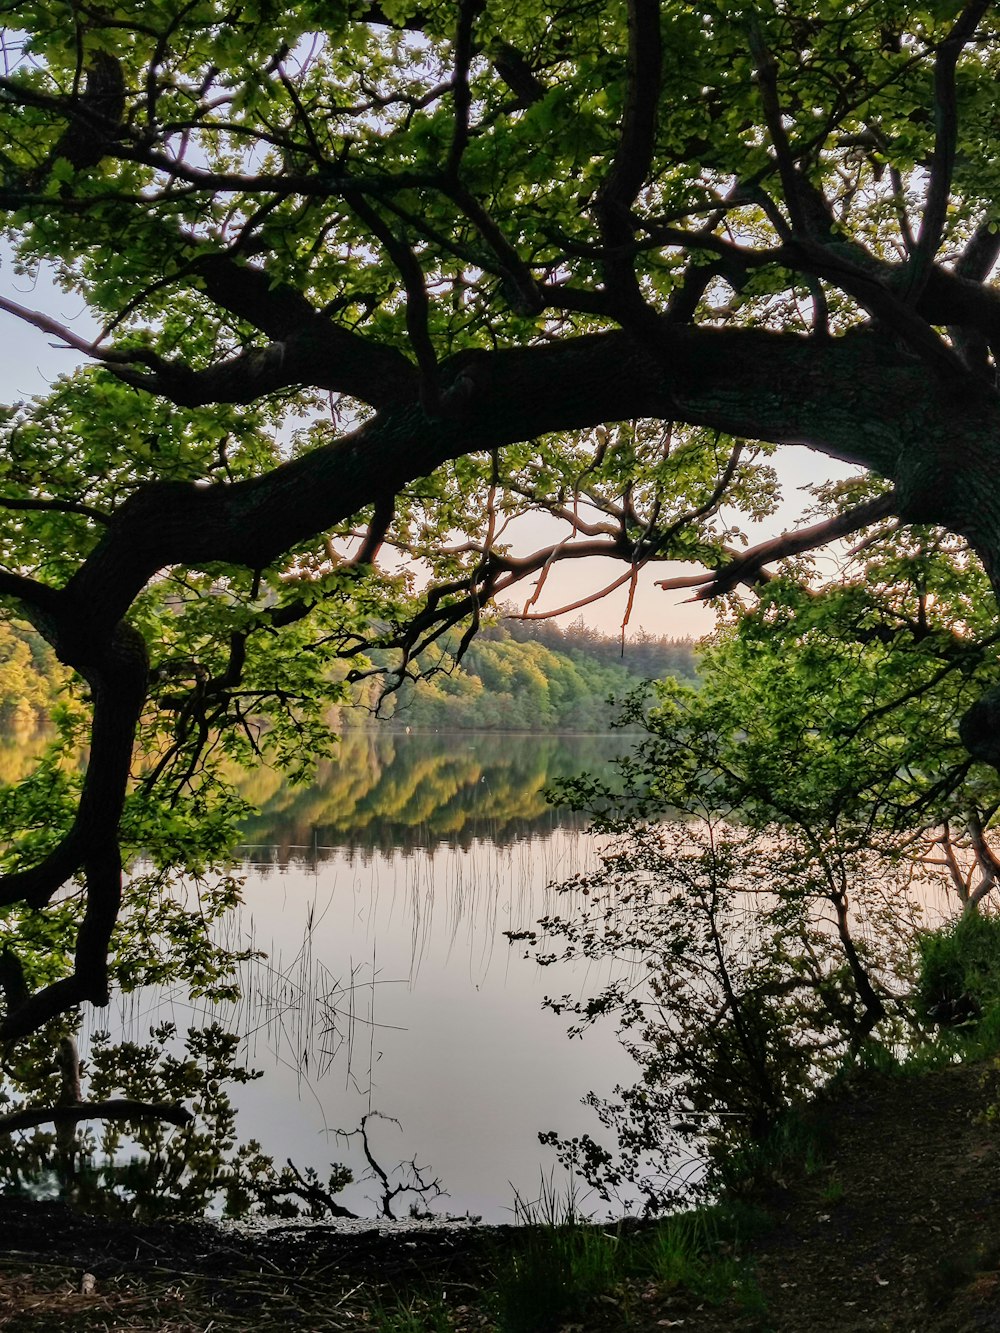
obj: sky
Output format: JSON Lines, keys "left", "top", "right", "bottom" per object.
{"left": 0, "top": 256, "right": 857, "bottom": 642}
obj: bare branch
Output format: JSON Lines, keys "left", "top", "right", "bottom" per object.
{"left": 0, "top": 294, "right": 154, "bottom": 368}
{"left": 656, "top": 492, "right": 899, "bottom": 600}
{"left": 351, "top": 496, "right": 396, "bottom": 568}
{"left": 516, "top": 564, "right": 646, "bottom": 621}
{"left": 967, "top": 810, "right": 1000, "bottom": 910}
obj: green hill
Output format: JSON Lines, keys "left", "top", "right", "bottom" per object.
{"left": 355, "top": 618, "right": 697, "bottom": 732}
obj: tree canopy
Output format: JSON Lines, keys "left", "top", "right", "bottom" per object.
{"left": 1, "top": 0, "right": 1000, "bottom": 1041}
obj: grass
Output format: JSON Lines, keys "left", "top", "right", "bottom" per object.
{"left": 0, "top": 1174, "right": 773, "bottom": 1333}
{"left": 818, "top": 1174, "right": 845, "bottom": 1207}
{"left": 365, "top": 916, "right": 1000, "bottom": 1331}
{"left": 489, "top": 1196, "right": 766, "bottom": 1333}
{"left": 373, "top": 1295, "right": 457, "bottom": 1333}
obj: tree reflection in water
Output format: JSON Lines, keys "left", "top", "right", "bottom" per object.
{"left": 237, "top": 731, "right": 629, "bottom": 860}
{"left": 0, "top": 732, "right": 632, "bottom": 1219}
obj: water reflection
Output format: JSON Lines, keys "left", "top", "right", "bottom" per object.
{"left": 7, "top": 731, "right": 640, "bottom": 1221}
{"left": 236, "top": 730, "right": 630, "bottom": 859}
{"left": 102, "top": 829, "right": 639, "bottom": 1222}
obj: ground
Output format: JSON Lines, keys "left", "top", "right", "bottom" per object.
{"left": 0, "top": 1058, "right": 999, "bottom": 1330}
{"left": 696, "top": 1058, "right": 1000, "bottom": 1332}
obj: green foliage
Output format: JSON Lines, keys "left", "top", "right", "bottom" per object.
{"left": 0, "top": 621, "right": 66, "bottom": 736}
{"left": 3, "top": 0, "right": 1000, "bottom": 1212}
{"left": 520, "top": 820, "right": 912, "bottom": 1213}
{"left": 494, "top": 1226, "right": 619, "bottom": 1333}
{"left": 372, "top": 1296, "right": 455, "bottom": 1333}
{"left": 915, "top": 912, "right": 1000, "bottom": 1035}
{"left": 0, "top": 1021, "right": 357, "bottom": 1221}
{"left": 490, "top": 1203, "right": 764, "bottom": 1333}
{"left": 623, "top": 540, "right": 997, "bottom": 841}
{"left": 526, "top": 509, "right": 1000, "bottom": 1210}
{"left": 380, "top": 621, "right": 696, "bottom": 732}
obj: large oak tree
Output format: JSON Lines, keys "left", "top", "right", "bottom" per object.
{"left": 0, "top": 0, "right": 999, "bottom": 1041}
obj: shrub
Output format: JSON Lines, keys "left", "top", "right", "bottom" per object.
{"left": 915, "top": 912, "right": 1000, "bottom": 1034}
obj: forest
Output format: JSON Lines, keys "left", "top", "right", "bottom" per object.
{"left": 358, "top": 619, "right": 697, "bottom": 730}
{"left": 0, "top": 611, "right": 696, "bottom": 735}
{"left": 2, "top": 0, "right": 1000, "bottom": 1325}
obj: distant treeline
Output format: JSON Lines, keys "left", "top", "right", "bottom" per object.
{"left": 0, "top": 612, "right": 698, "bottom": 747}
{"left": 349, "top": 618, "right": 698, "bottom": 733}
{"left": 490, "top": 617, "right": 697, "bottom": 681}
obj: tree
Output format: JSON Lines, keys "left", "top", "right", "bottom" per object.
{"left": 516, "top": 530, "right": 1000, "bottom": 1213}
{"left": 1, "top": 1, "right": 1000, "bottom": 1043}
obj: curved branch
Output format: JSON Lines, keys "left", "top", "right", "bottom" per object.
{"left": 0, "top": 570, "right": 61, "bottom": 617}
{"left": 0, "top": 294, "right": 152, "bottom": 368}
{"left": 515, "top": 563, "right": 646, "bottom": 621}
{"left": 340, "top": 192, "right": 438, "bottom": 405}
{"left": 51, "top": 322, "right": 967, "bottom": 650}
{"left": 0, "top": 262, "right": 421, "bottom": 412}
{"left": 656, "top": 492, "right": 899, "bottom": 600}
{"left": 0, "top": 846, "right": 123, "bottom": 1039}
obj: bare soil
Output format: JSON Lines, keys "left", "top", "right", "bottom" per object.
{"left": 1, "top": 1059, "right": 999, "bottom": 1330}
{"left": 681, "top": 1058, "right": 1000, "bottom": 1332}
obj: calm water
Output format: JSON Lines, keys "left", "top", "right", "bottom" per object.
{"left": 107, "top": 731, "right": 647, "bottom": 1221}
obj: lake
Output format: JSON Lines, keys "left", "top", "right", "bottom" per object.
{"left": 103, "top": 731, "right": 653, "bottom": 1222}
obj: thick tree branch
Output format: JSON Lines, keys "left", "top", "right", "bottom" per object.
{"left": 0, "top": 496, "right": 110, "bottom": 525}
{"left": 907, "top": 1, "right": 992, "bottom": 302}
{"left": 0, "top": 570, "right": 61, "bottom": 617}
{"left": 0, "top": 275, "right": 420, "bottom": 412}
{"left": 446, "top": 0, "right": 482, "bottom": 179}
{"left": 195, "top": 255, "right": 419, "bottom": 402}
{"left": 491, "top": 43, "right": 546, "bottom": 106}
{"left": 0, "top": 622, "right": 146, "bottom": 917}
{"left": 339, "top": 192, "right": 439, "bottom": 407}
{"left": 747, "top": 19, "right": 809, "bottom": 236}
{"left": 0, "top": 840, "right": 124, "bottom": 1038}
{"left": 595, "top": 0, "right": 662, "bottom": 322}
{"left": 50, "top": 321, "right": 982, "bottom": 653}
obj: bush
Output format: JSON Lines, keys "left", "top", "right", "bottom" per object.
{"left": 915, "top": 912, "right": 1000, "bottom": 1033}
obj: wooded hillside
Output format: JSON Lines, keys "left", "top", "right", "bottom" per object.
{"left": 352, "top": 620, "right": 698, "bottom": 730}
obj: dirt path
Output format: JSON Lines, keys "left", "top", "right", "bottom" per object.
{"left": 684, "top": 1060, "right": 1000, "bottom": 1332}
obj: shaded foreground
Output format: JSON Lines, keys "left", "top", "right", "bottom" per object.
{"left": 2, "top": 1059, "right": 1000, "bottom": 1331}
